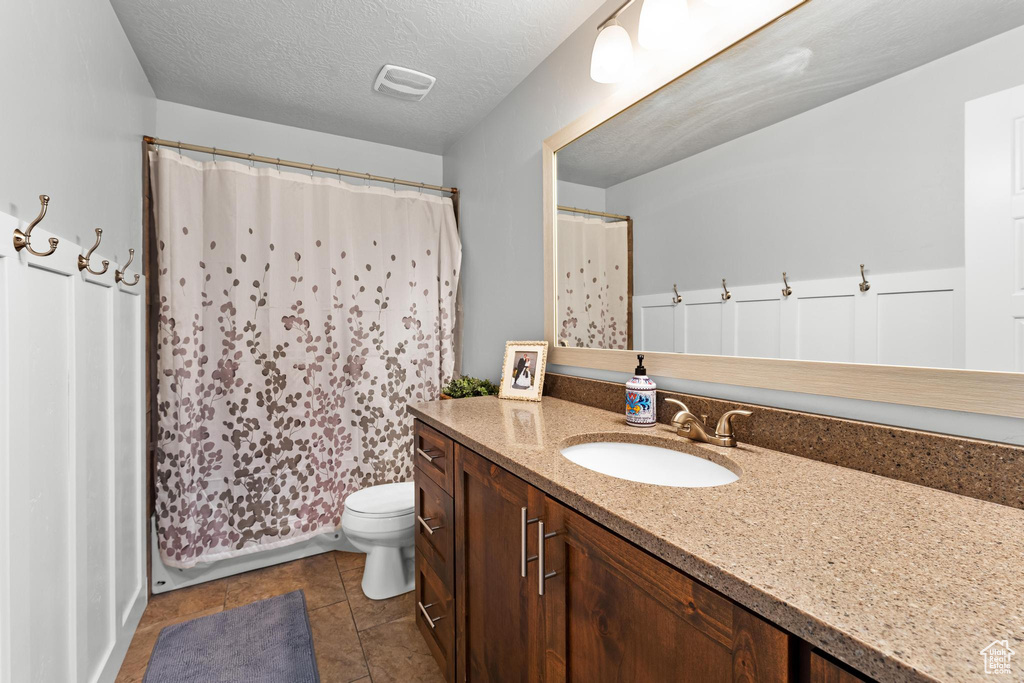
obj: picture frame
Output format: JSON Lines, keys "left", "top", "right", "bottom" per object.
{"left": 498, "top": 340, "right": 549, "bottom": 402}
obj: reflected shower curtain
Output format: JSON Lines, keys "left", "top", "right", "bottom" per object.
{"left": 556, "top": 214, "right": 629, "bottom": 348}
{"left": 150, "top": 149, "right": 460, "bottom": 568}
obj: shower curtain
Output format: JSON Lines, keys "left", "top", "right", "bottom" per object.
{"left": 150, "top": 149, "right": 461, "bottom": 568}
{"left": 556, "top": 213, "right": 630, "bottom": 349}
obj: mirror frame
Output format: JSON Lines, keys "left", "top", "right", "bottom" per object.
{"left": 543, "top": 0, "right": 1024, "bottom": 419}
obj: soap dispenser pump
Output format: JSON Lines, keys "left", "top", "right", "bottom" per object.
{"left": 625, "top": 354, "right": 657, "bottom": 427}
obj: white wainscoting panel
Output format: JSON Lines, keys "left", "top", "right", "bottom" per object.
{"left": 0, "top": 209, "right": 145, "bottom": 683}
{"left": 735, "top": 298, "right": 781, "bottom": 360}
{"left": 684, "top": 301, "right": 723, "bottom": 355}
{"left": 633, "top": 267, "right": 965, "bottom": 369}
{"left": 796, "top": 295, "right": 856, "bottom": 363}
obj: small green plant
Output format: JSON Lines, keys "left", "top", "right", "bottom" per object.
{"left": 442, "top": 376, "right": 499, "bottom": 398}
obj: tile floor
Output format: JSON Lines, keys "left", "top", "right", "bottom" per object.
{"left": 116, "top": 551, "right": 443, "bottom": 683}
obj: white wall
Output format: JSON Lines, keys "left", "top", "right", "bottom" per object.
{"left": 443, "top": 0, "right": 631, "bottom": 381}
{"left": 558, "top": 181, "right": 606, "bottom": 213}
{"left": 607, "top": 24, "right": 1024, "bottom": 296}
{"left": 444, "top": 5, "right": 1024, "bottom": 444}
{"left": 155, "top": 101, "right": 443, "bottom": 188}
{"left": 0, "top": 0, "right": 155, "bottom": 263}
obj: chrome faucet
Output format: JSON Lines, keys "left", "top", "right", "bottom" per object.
{"left": 665, "top": 398, "right": 751, "bottom": 448}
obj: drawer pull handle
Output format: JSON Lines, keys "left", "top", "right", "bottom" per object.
{"left": 417, "top": 515, "right": 442, "bottom": 535}
{"left": 416, "top": 447, "right": 440, "bottom": 462}
{"left": 418, "top": 601, "right": 444, "bottom": 628}
{"left": 538, "top": 520, "right": 559, "bottom": 596}
{"left": 520, "top": 507, "right": 539, "bottom": 578}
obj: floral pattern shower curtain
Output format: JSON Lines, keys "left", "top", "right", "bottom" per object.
{"left": 150, "top": 149, "right": 460, "bottom": 568}
{"left": 557, "top": 214, "right": 629, "bottom": 349}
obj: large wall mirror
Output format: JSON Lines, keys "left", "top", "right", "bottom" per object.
{"left": 545, "top": 0, "right": 1024, "bottom": 417}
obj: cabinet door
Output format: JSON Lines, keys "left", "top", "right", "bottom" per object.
{"left": 539, "top": 497, "right": 793, "bottom": 683}
{"left": 454, "top": 444, "right": 543, "bottom": 682}
{"left": 809, "top": 651, "right": 869, "bottom": 683}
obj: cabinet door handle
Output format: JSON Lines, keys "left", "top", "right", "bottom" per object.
{"left": 520, "top": 507, "right": 539, "bottom": 577}
{"left": 416, "top": 447, "right": 440, "bottom": 462}
{"left": 418, "top": 601, "right": 444, "bottom": 628}
{"left": 417, "top": 515, "right": 442, "bottom": 535}
{"left": 538, "top": 520, "right": 559, "bottom": 596}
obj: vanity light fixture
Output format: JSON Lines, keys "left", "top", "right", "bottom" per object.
{"left": 591, "top": 0, "right": 692, "bottom": 83}
{"left": 638, "top": 0, "right": 689, "bottom": 50}
{"left": 591, "top": 20, "right": 634, "bottom": 83}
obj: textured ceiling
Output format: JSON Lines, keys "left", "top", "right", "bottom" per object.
{"left": 110, "top": 0, "right": 607, "bottom": 154}
{"left": 558, "top": 0, "right": 1024, "bottom": 188}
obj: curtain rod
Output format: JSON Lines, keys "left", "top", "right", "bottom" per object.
{"left": 557, "top": 205, "right": 630, "bottom": 221}
{"left": 143, "top": 136, "right": 458, "bottom": 196}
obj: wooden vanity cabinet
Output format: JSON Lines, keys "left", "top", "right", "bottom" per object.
{"left": 414, "top": 419, "right": 820, "bottom": 683}
{"left": 454, "top": 443, "right": 545, "bottom": 681}
{"left": 539, "top": 496, "right": 793, "bottom": 682}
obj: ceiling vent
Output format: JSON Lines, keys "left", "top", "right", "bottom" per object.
{"left": 373, "top": 65, "right": 436, "bottom": 102}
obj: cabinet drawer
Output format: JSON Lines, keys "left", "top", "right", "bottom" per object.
{"left": 415, "top": 420, "right": 454, "bottom": 495}
{"left": 415, "top": 552, "right": 455, "bottom": 683}
{"left": 415, "top": 466, "right": 454, "bottom": 590}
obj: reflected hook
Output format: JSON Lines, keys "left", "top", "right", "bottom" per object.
{"left": 13, "top": 195, "right": 59, "bottom": 257}
{"left": 77, "top": 228, "right": 109, "bottom": 275}
{"left": 859, "top": 264, "right": 870, "bottom": 292}
{"left": 672, "top": 284, "right": 682, "bottom": 304}
{"left": 721, "top": 278, "right": 731, "bottom": 301}
{"left": 115, "top": 248, "right": 140, "bottom": 286}
{"left": 781, "top": 272, "right": 792, "bottom": 298}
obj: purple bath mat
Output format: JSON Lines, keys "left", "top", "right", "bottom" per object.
{"left": 143, "top": 590, "right": 320, "bottom": 683}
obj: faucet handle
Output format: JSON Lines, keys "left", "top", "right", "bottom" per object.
{"left": 664, "top": 398, "right": 690, "bottom": 426}
{"left": 715, "top": 409, "right": 752, "bottom": 438}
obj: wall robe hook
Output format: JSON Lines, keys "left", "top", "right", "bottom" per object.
{"left": 115, "top": 248, "right": 140, "bottom": 286}
{"left": 13, "top": 194, "right": 59, "bottom": 257}
{"left": 672, "top": 284, "right": 683, "bottom": 304}
{"left": 859, "top": 264, "right": 870, "bottom": 292}
{"left": 721, "top": 278, "right": 731, "bottom": 301}
{"left": 781, "top": 272, "right": 792, "bottom": 298}
{"left": 77, "top": 228, "right": 110, "bottom": 275}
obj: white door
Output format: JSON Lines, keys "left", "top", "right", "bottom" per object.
{"left": 965, "top": 82, "right": 1024, "bottom": 371}
{"left": 0, "top": 209, "right": 146, "bottom": 683}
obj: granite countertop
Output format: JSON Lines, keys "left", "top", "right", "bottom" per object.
{"left": 409, "top": 396, "right": 1024, "bottom": 683}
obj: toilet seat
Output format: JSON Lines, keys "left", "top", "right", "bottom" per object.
{"left": 344, "top": 481, "right": 414, "bottom": 518}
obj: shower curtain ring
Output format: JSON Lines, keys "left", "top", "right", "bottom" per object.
{"left": 310, "top": 163, "right": 315, "bottom": 178}
{"left": 276, "top": 158, "right": 281, "bottom": 172}
{"left": 248, "top": 153, "right": 255, "bottom": 168}
{"left": 212, "top": 147, "right": 217, "bottom": 162}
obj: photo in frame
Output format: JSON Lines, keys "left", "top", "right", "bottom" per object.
{"left": 499, "top": 341, "right": 549, "bottom": 402}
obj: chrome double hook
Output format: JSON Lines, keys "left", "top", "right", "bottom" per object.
{"left": 781, "top": 272, "right": 792, "bottom": 298}
{"left": 721, "top": 278, "right": 731, "bottom": 301}
{"left": 13, "top": 195, "right": 58, "bottom": 257}
{"left": 672, "top": 284, "right": 682, "bottom": 304}
{"left": 77, "top": 228, "right": 109, "bottom": 275}
{"left": 115, "top": 248, "right": 140, "bottom": 287}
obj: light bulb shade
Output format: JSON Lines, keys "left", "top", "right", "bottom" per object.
{"left": 590, "top": 24, "right": 633, "bottom": 83}
{"left": 638, "top": 0, "right": 689, "bottom": 50}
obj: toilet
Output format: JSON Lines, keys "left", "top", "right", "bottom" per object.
{"left": 340, "top": 481, "right": 415, "bottom": 600}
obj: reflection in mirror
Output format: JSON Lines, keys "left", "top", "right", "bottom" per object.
{"left": 556, "top": 207, "right": 632, "bottom": 349}
{"left": 554, "top": 0, "right": 1024, "bottom": 372}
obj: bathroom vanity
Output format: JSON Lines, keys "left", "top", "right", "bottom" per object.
{"left": 410, "top": 396, "right": 1024, "bottom": 682}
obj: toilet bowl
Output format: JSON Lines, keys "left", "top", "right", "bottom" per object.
{"left": 340, "top": 481, "right": 415, "bottom": 600}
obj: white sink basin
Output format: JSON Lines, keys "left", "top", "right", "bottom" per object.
{"left": 560, "top": 441, "right": 739, "bottom": 488}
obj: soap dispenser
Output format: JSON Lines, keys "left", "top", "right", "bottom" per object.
{"left": 625, "top": 354, "right": 657, "bottom": 427}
